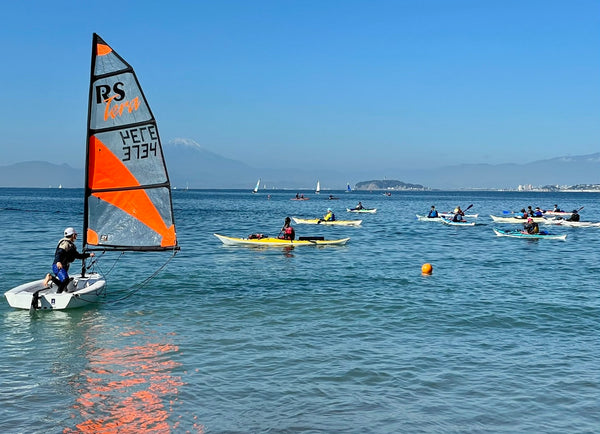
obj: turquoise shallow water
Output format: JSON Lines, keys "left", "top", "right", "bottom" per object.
{"left": 1, "top": 188, "right": 599, "bottom": 433}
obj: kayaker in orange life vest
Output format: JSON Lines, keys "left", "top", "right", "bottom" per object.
{"left": 279, "top": 216, "right": 295, "bottom": 240}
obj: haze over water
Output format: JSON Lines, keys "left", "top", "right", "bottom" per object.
{"left": 1, "top": 188, "right": 599, "bottom": 433}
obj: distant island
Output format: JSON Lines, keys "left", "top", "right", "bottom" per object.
{"left": 354, "top": 180, "right": 428, "bottom": 191}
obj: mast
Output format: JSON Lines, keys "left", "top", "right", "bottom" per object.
{"left": 81, "top": 34, "right": 98, "bottom": 276}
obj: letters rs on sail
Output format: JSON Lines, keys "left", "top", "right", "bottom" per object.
{"left": 95, "top": 82, "right": 141, "bottom": 121}
{"left": 120, "top": 126, "right": 158, "bottom": 162}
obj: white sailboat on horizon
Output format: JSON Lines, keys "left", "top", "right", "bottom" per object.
{"left": 315, "top": 180, "right": 321, "bottom": 194}
{"left": 252, "top": 178, "right": 260, "bottom": 193}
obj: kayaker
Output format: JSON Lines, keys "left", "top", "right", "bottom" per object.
{"left": 322, "top": 208, "right": 335, "bottom": 221}
{"left": 566, "top": 209, "right": 580, "bottom": 222}
{"left": 42, "top": 227, "right": 94, "bottom": 293}
{"left": 452, "top": 206, "right": 465, "bottom": 222}
{"left": 427, "top": 206, "right": 439, "bottom": 218}
{"left": 515, "top": 208, "right": 527, "bottom": 219}
{"left": 279, "top": 216, "right": 295, "bottom": 240}
{"left": 553, "top": 204, "right": 561, "bottom": 212}
{"left": 356, "top": 201, "right": 364, "bottom": 210}
{"left": 533, "top": 207, "right": 544, "bottom": 217}
{"left": 523, "top": 217, "right": 539, "bottom": 234}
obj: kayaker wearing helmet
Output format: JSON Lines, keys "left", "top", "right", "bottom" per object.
{"left": 322, "top": 208, "right": 335, "bottom": 222}
{"left": 42, "top": 227, "right": 94, "bottom": 293}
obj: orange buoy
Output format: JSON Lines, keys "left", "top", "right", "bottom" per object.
{"left": 421, "top": 263, "right": 433, "bottom": 275}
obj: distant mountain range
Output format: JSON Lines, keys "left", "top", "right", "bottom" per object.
{"left": 1, "top": 140, "right": 599, "bottom": 190}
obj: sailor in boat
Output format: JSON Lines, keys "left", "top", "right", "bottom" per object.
{"left": 427, "top": 205, "right": 439, "bottom": 218}
{"left": 522, "top": 217, "right": 540, "bottom": 234}
{"left": 452, "top": 206, "right": 465, "bottom": 222}
{"left": 42, "top": 227, "right": 94, "bottom": 293}
{"left": 279, "top": 217, "right": 295, "bottom": 240}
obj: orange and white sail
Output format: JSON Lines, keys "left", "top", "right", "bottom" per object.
{"left": 84, "top": 34, "right": 177, "bottom": 251}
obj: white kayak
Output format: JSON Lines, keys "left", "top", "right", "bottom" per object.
{"left": 416, "top": 214, "right": 443, "bottom": 222}
{"left": 493, "top": 228, "right": 567, "bottom": 240}
{"left": 552, "top": 220, "right": 600, "bottom": 228}
{"left": 543, "top": 211, "right": 573, "bottom": 217}
{"left": 417, "top": 213, "right": 479, "bottom": 221}
{"left": 439, "top": 212, "right": 478, "bottom": 219}
{"left": 4, "top": 273, "right": 106, "bottom": 310}
{"left": 441, "top": 218, "right": 475, "bottom": 226}
{"left": 346, "top": 208, "right": 377, "bottom": 213}
{"left": 489, "top": 215, "right": 553, "bottom": 224}
{"left": 292, "top": 217, "right": 362, "bottom": 226}
{"left": 214, "top": 233, "right": 350, "bottom": 246}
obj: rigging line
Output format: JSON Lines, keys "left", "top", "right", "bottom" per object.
{"left": 83, "top": 251, "right": 122, "bottom": 284}
{"left": 101, "top": 249, "right": 178, "bottom": 304}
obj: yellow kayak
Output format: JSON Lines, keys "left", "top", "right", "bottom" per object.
{"left": 214, "top": 233, "right": 350, "bottom": 246}
{"left": 291, "top": 217, "right": 362, "bottom": 226}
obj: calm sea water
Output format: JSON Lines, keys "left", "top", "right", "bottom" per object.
{"left": 1, "top": 188, "right": 599, "bottom": 433}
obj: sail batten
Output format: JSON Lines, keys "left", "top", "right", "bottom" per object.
{"left": 84, "top": 33, "right": 177, "bottom": 252}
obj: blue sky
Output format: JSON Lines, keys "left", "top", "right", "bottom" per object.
{"left": 1, "top": 0, "right": 599, "bottom": 172}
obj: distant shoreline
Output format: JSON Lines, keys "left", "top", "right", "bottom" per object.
{"left": 1, "top": 186, "right": 599, "bottom": 193}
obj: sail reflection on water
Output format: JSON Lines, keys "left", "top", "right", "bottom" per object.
{"left": 65, "top": 330, "right": 203, "bottom": 433}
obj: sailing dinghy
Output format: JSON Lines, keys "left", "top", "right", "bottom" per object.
{"left": 5, "top": 34, "right": 178, "bottom": 310}
{"left": 252, "top": 178, "right": 260, "bottom": 193}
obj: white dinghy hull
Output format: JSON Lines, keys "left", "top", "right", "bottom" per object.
{"left": 4, "top": 273, "right": 106, "bottom": 310}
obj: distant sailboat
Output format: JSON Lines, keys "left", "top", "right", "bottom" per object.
{"left": 316, "top": 180, "right": 321, "bottom": 194}
{"left": 346, "top": 183, "right": 351, "bottom": 193}
{"left": 252, "top": 178, "right": 260, "bottom": 194}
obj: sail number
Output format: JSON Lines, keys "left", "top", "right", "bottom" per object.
{"left": 120, "top": 126, "right": 158, "bottom": 161}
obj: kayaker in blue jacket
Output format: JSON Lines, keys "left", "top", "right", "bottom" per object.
{"left": 427, "top": 206, "right": 439, "bottom": 218}
{"left": 515, "top": 208, "right": 527, "bottom": 219}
